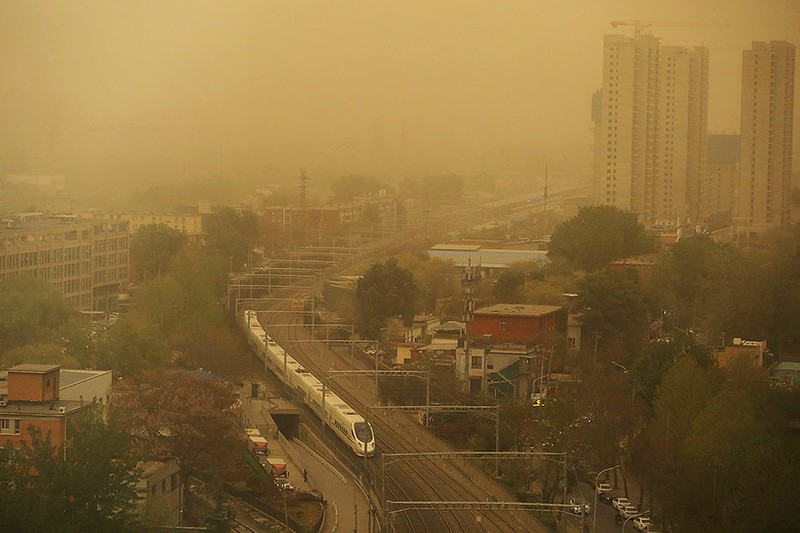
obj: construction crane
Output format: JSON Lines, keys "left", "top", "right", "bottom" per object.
{"left": 610, "top": 20, "right": 726, "bottom": 37}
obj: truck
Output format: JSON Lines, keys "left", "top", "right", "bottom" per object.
{"left": 248, "top": 435, "right": 269, "bottom": 456}
{"left": 265, "top": 457, "right": 288, "bottom": 478}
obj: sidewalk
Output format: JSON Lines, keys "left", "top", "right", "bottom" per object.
{"left": 239, "top": 380, "right": 371, "bottom": 533}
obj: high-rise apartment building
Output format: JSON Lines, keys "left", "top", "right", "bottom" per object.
{"left": 702, "top": 134, "right": 740, "bottom": 221}
{"left": 736, "top": 40, "right": 795, "bottom": 239}
{"left": 654, "top": 46, "right": 709, "bottom": 225}
{"left": 595, "top": 34, "right": 709, "bottom": 226}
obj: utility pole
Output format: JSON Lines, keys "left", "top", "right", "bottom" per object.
{"left": 462, "top": 259, "right": 476, "bottom": 389}
{"left": 544, "top": 164, "right": 548, "bottom": 213}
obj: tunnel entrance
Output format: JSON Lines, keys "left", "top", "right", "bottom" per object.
{"left": 270, "top": 412, "right": 302, "bottom": 439}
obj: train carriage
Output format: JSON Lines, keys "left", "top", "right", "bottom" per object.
{"left": 241, "top": 309, "right": 375, "bottom": 457}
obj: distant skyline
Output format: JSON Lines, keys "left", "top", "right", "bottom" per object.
{"left": 0, "top": 1, "right": 798, "bottom": 190}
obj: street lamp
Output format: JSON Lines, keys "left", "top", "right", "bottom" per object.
{"left": 593, "top": 465, "right": 620, "bottom": 533}
{"left": 621, "top": 510, "right": 650, "bottom": 533}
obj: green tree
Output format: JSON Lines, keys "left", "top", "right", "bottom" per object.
{"left": 0, "top": 275, "right": 73, "bottom": 355}
{"left": 548, "top": 205, "right": 653, "bottom": 271}
{"left": 576, "top": 268, "right": 648, "bottom": 356}
{"left": 632, "top": 358, "right": 716, "bottom": 529}
{"left": 129, "top": 223, "right": 188, "bottom": 283}
{"left": 110, "top": 370, "right": 243, "bottom": 525}
{"left": 202, "top": 208, "right": 259, "bottom": 271}
{"left": 355, "top": 258, "right": 418, "bottom": 339}
{"left": 1, "top": 342, "right": 78, "bottom": 370}
{"left": 649, "top": 233, "right": 743, "bottom": 331}
{"left": 492, "top": 271, "right": 525, "bottom": 302}
{"left": 95, "top": 320, "right": 171, "bottom": 376}
{"left": 395, "top": 254, "right": 461, "bottom": 314}
{"left": 629, "top": 336, "right": 712, "bottom": 405}
{"left": 0, "top": 406, "right": 142, "bottom": 533}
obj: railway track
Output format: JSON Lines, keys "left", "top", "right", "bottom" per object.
{"left": 274, "top": 310, "right": 542, "bottom": 533}
{"left": 234, "top": 187, "right": 589, "bottom": 531}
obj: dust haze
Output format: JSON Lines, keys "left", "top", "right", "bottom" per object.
{"left": 1, "top": 0, "right": 798, "bottom": 200}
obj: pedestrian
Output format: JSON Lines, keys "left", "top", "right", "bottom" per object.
{"left": 303, "top": 468, "right": 308, "bottom": 482}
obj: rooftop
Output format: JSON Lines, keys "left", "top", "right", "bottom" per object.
{"left": 474, "top": 304, "right": 562, "bottom": 317}
{"left": 7, "top": 364, "right": 61, "bottom": 374}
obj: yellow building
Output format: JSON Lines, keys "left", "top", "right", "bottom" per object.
{"left": 0, "top": 213, "right": 129, "bottom": 311}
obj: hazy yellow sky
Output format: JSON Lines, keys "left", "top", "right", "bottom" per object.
{"left": 1, "top": 0, "right": 798, "bottom": 187}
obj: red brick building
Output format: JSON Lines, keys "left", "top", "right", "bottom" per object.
{"left": 0, "top": 364, "right": 92, "bottom": 449}
{"left": 470, "top": 304, "right": 561, "bottom": 346}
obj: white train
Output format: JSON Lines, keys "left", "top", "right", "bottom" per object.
{"left": 242, "top": 309, "right": 375, "bottom": 457}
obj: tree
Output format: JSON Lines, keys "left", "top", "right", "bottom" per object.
{"left": 0, "top": 275, "right": 73, "bottom": 355}
{"left": 355, "top": 258, "right": 418, "bottom": 339}
{"left": 629, "top": 336, "right": 713, "bottom": 405}
{"left": 0, "top": 406, "right": 142, "bottom": 532}
{"left": 492, "top": 271, "right": 525, "bottom": 302}
{"left": 632, "top": 358, "right": 716, "bottom": 529}
{"left": 1, "top": 342, "right": 78, "bottom": 370}
{"left": 202, "top": 208, "right": 259, "bottom": 271}
{"left": 548, "top": 205, "right": 653, "bottom": 271}
{"left": 130, "top": 223, "right": 188, "bottom": 283}
{"left": 649, "top": 233, "right": 742, "bottom": 331}
{"left": 95, "top": 320, "right": 171, "bottom": 376}
{"left": 395, "top": 254, "right": 461, "bottom": 314}
{"left": 576, "top": 268, "right": 648, "bottom": 356}
{"left": 109, "top": 370, "right": 243, "bottom": 524}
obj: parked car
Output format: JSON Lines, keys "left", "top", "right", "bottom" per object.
{"left": 568, "top": 498, "right": 591, "bottom": 515}
{"left": 275, "top": 478, "right": 295, "bottom": 492}
{"left": 633, "top": 516, "right": 652, "bottom": 531}
{"left": 619, "top": 505, "right": 639, "bottom": 519}
{"left": 612, "top": 497, "right": 631, "bottom": 511}
{"left": 595, "top": 482, "right": 612, "bottom": 495}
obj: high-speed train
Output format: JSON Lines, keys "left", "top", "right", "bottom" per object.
{"left": 242, "top": 309, "right": 375, "bottom": 457}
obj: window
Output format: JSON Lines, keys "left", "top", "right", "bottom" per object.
{"left": 471, "top": 356, "right": 483, "bottom": 369}
{"left": 499, "top": 321, "right": 508, "bottom": 331}
{"left": 171, "top": 473, "right": 179, "bottom": 491}
{"left": 0, "top": 418, "right": 21, "bottom": 435}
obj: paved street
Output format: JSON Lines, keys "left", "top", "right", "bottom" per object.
{"left": 239, "top": 381, "right": 371, "bottom": 533}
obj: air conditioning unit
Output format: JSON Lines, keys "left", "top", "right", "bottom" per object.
{"left": 58, "top": 406, "right": 67, "bottom": 414}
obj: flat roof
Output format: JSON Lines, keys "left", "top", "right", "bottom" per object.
{"left": 59, "top": 369, "right": 111, "bottom": 388}
{"left": 474, "top": 304, "right": 562, "bottom": 317}
{"left": 430, "top": 244, "right": 482, "bottom": 251}
{"left": 8, "top": 364, "right": 61, "bottom": 374}
{"left": 0, "top": 400, "right": 88, "bottom": 416}
{"left": 427, "top": 247, "right": 550, "bottom": 268}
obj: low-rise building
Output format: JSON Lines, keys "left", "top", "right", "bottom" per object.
{"left": 715, "top": 338, "right": 768, "bottom": 368}
{"left": 427, "top": 244, "right": 549, "bottom": 276}
{"left": 137, "top": 459, "right": 182, "bottom": 526}
{"left": 0, "top": 364, "right": 99, "bottom": 449}
{"left": 470, "top": 304, "right": 560, "bottom": 346}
